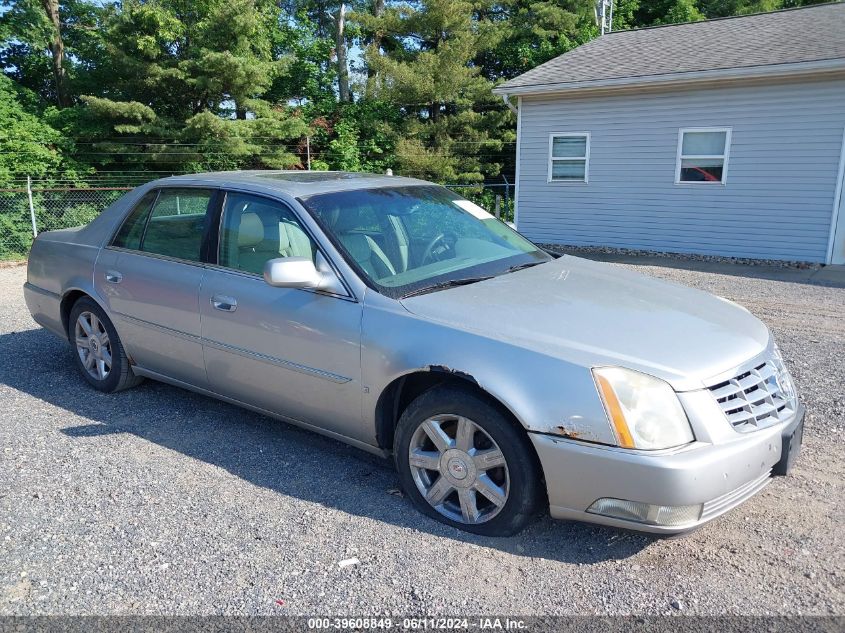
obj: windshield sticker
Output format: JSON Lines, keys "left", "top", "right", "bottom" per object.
{"left": 453, "top": 199, "right": 494, "bottom": 220}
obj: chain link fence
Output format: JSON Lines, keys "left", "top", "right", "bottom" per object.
{"left": 0, "top": 181, "right": 132, "bottom": 260}
{"left": 0, "top": 176, "right": 514, "bottom": 261}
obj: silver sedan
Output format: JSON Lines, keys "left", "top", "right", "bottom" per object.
{"left": 23, "top": 171, "right": 804, "bottom": 536}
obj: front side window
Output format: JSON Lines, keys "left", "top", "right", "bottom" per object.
{"left": 301, "top": 185, "right": 550, "bottom": 298}
{"left": 218, "top": 192, "right": 316, "bottom": 276}
{"left": 677, "top": 128, "right": 731, "bottom": 183}
{"left": 548, "top": 133, "right": 589, "bottom": 182}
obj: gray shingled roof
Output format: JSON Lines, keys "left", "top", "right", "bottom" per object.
{"left": 495, "top": 3, "right": 845, "bottom": 94}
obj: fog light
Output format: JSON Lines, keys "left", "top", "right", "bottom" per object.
{"left": 587, "top": 498, "right": 702, "bottom": 527}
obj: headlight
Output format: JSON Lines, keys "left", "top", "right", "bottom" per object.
{"left": 592, "top": 367, "right": 694, "bottom": 450}
{"left": 771, "top": 344, "right": 797, "bottom": 402}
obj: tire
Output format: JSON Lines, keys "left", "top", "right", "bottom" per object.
{"left": 394, "top": 384, "right": 544, "bottom": 536}
{"left": 68, "top": 296, "right": 143, "bottom": 393}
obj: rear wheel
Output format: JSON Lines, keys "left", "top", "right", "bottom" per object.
{"left": 394, "top": 384, "right": 543, "bottom": 536}
{"left": 68, "top": 297, "right": 143, "bottom": 392}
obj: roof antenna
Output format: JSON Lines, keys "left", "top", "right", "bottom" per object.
{"left": 595, "top": 0, "right": 613, "bottom": 35}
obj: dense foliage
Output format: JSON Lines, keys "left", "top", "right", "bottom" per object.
{"left": 0, "top": 0, "right": 829, "bottom": 186}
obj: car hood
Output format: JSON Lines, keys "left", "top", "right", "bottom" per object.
{"left": 399, "top": 256, "right": 770, "bottom": 391}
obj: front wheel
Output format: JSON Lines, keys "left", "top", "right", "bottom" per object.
{"left": 394, "top": 385, "right": 544, "bottom": 536}
{"left": 68, "top": 297, "right": 143, "bottom": 393}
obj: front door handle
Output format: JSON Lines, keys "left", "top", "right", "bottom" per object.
{"left": 105, "top": 270, "right": 123, "bottom": 284}
{"left": 211, "top": 295, "right": 238, "bottom": 312}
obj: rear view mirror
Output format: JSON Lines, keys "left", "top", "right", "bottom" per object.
{"left": 264, "top": 257, "right": 321, "bottom": 288}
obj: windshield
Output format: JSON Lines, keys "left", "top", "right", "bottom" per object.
{"left": 300, "top": 185, "right": 550, "bottom": 298}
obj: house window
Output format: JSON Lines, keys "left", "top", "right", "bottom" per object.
{"left": 548, "top": 133, "right": 590, "bottom": 182}
{"left": 676, "top": 128, "right": 731, "bottom": 184}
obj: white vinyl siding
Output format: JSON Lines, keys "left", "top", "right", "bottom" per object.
{"left": 676, "top": 128, "right": 731, "bottom": 184}
{"left": 516, "top": 78, "right": 845, "bottom": 262}
{"left": 548, "top": 133, "right": 590, "bottom": 182}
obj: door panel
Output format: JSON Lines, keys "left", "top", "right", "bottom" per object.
{"left": 200, "top": 270, "right": 364, "bottom": 439}
{"left": 199, "top": 190, "right": 364, "bottom": 440}
{"left": 99, "top": 251, "right": 207, "bottom": 386}
{"left": 92, "top": 186, "right": 216, "bottom": 387}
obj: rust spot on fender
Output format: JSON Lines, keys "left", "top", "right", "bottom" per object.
{"left": 553, "top": 420, "right": 602, "bottom": 442}
{"left": 555, "top": 425, "right": 581, "bottom": 439}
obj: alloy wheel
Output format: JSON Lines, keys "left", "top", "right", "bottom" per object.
{"left": 408, "top": 414, "right": 510, "bottom": 525}
{"left": 74, "top": 311, "right": 112, "bottom": 381}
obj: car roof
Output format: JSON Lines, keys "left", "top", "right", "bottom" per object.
{"left": 150, "top": 170, "right": 434, "bottom": 198}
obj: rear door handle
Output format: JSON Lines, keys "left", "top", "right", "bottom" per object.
{"left": 105, "top": 270, "right": 123, "bottom": 284}
{"left": 211, "top": 295, "right": 238, "bottom": 312}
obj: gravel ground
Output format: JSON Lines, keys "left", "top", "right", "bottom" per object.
{"left": 539, "top": 244, "right": 824, "bottom": 269}
{"left": 1, "top": 260, "right": 843, "bottom": 616}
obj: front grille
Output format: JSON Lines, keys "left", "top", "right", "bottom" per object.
{"left": 708, "top": 356, "right": 796, "bottom": 433}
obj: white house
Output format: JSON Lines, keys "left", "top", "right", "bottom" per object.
{"left": 493, "top": 3, "right": 845, "bottom": 264}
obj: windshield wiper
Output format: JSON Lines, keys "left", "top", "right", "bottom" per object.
{"left": 400, "top": 276, "right": 494, "bottom": 299}
{"left": 506, "top": 261, "right": 544, "bottom": 273}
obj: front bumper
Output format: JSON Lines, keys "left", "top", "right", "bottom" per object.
{"left": 530, "top": 404, "right": 804, "bottom": 534}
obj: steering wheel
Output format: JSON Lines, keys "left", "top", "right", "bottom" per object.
{"left": 421, "top": 233, "right": 449, "bottom": 265}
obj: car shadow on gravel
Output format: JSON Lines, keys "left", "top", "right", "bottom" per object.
{"left": 2, "top": 327, "right": 656, "bottom": 564}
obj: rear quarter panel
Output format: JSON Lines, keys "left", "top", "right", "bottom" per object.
{"left": 24, "top": 186, "right": 145, "bottom": 337}
{"left": 27, "top": 229, "right": 98, "bottom": 295}
{"left": 25, "top": 230, "right": 102, "bottom": 337}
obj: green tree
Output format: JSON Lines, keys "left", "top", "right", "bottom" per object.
{"left": 697, "top": 0, "right": 779, "bottom": 17}
{"left": 0, "top": 75, "right": 81, "bottom": 183}
{"left": 268, "top": 2, "right": 338, "bottom": 109}
{"left": 327, "top": 119, "right": 362, "bottom": 170}
{"left": 358, "top": 0, "right": 509, "bottom": 182}
{"left": 39, "top": 0, "right": 70, "bottom": 105}
{"left": 634, "top": 0, "right": 703, "bottom": 24}
{"left": 95, "top": 0, "right": 285, "bottom": 120}
{"left": 39, "top": 0, "right": 309, "bottom": 173}
{"left": 0, "top": 0, "right": 104, "bottom": 105}
{"left": 0, "top": 75, "right": 87, "bottom": 258}
{"left": 475, "top": 1, "right": 596, "bottom": 81}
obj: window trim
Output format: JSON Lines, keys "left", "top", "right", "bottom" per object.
{"left": 675, "top": 127, "right": 732, "bottom": 185}
{"left": 547, "top": 132, "right": 590, "bottom": 183}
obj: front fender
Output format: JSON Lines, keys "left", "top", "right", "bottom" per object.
{"left": 360, "top": 292, "right": 616, "bottom": 446}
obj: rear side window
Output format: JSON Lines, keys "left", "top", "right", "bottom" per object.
{"left": 111, "top": 188, "right": 214, "bottom": 262}
{"left": 112, "top": 191, "right": 157, "bottom": 250}
{"left": 141, "top": 189, "right": 213, "bottom": 261}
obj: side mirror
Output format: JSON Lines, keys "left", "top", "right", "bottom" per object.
{"left": 263, "top": 254, "right": 347, "bottom": 295}
{"left": 263, "top": 257, "right": 321, "bottom": 288}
